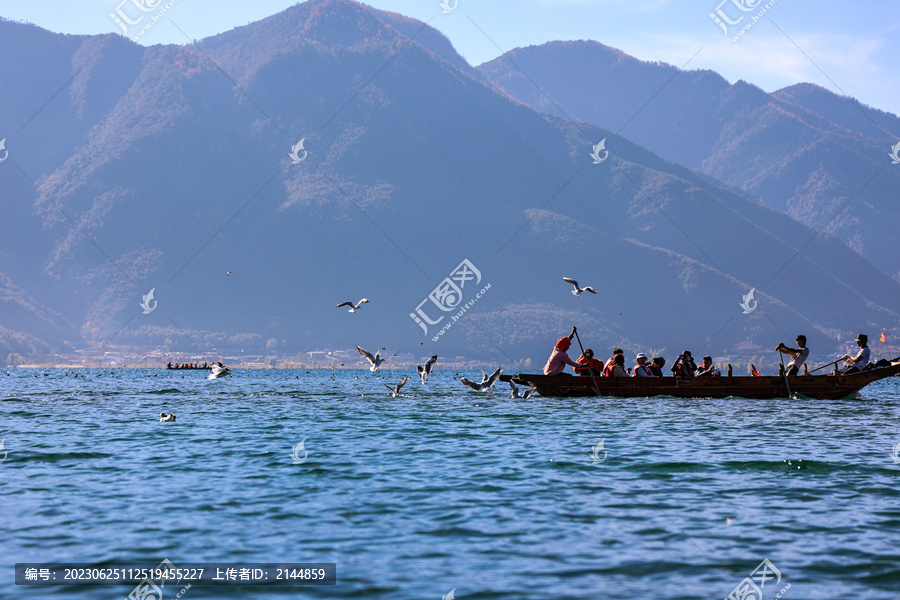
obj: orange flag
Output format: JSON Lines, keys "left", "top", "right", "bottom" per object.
{"left": 880, "top": 331, "right": 887, "bottom": 342}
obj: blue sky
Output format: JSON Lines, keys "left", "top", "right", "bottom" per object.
{"left": 2, "top": 0, "right": 898, "bottom": 115}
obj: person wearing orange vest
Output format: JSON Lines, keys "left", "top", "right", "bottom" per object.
{"left": 631, "top": 353, "right": 653, "bottom": 377}
{"left": 575, "top": 348, "right": 603, "bottom": 376}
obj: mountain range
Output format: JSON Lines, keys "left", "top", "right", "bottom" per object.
{"left": 478, "top": 40, "right": 900, "bottom": 279}
{"left": 0, "top": 0, "right": 897, "bottom": 367}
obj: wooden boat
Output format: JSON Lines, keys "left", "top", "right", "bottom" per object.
{"left": 500, "top": 360, "right": 900, "bottom": 399}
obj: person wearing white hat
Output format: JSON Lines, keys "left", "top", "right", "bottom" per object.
{"left": 632, "top": 353, "right": 653, "bottom": 377}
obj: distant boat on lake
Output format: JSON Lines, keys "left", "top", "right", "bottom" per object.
{"left": 166, "top": 363, "right": 212, "bottom": 370}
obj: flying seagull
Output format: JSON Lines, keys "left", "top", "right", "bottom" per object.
{"left": 336, "top": 298, "right": 369, "bottom": 313}
{"left": 226, "top": 271, "right": 233, "bottom": 276}
{"left": 509, "top": 380, "right": 536, "bottom": 399}
{"left": 417, "top": 355, "right": 438, "bottom": 384}
{"left": 357, "top": 345, "right": 385, "bottom": 372}
{"left": 562, "top": 277, "right": 597, "bottom": 297}
{"left": 461, "top": 367, "right": 502, "bottom": 393}
{"left": 207, "top": 364, "right": 231, "bottom": 380}
{"left": 384, "top": 376, "right": 409, "bottom": 397}
{"left": 159, "top": 412, "right": 176, "bottom": 422}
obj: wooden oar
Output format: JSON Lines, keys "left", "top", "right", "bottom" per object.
{"left": 778, "top": 349, "right": 791, "bottom": 397}
{"left": 572, "top": 326, "right": 601, "bottom": 396}
{"left": 809, "top": 359, "right": 841, "bottom": 374}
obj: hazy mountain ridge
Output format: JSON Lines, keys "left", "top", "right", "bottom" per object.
{"left": 1, "top": 1, "right": 898, "bottom": 365}
{"left": 478, "top": 40, "right": 900, "bottom": 278}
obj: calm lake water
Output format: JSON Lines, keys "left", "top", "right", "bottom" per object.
{"left": 2, "top": 368, "right": 900, "bottom": 599}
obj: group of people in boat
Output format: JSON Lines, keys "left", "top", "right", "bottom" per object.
{"left": 166, "top": 362, "right": 222, "bottom": 370}
{"left": 544, "top": 328, "right": 877, "bottom": 377}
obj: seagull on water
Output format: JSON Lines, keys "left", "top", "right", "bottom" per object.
{"left": 417, "top": 355, "right": 438, "bottom": 384}
{"left": 509, "top": 380, "right": 536, "bottom": 399}
{"left": 357, "top": 346, "right": 385, "bottom": 372}
{"left": 208, "top": 364, "right": 231, "bottom": 380}
{"left": 562, "top": 277, "right": 597, "bottom": 297}
{"left": 336, "top": 298, "right": 370, "bottom": 313}
{"left": 461, "top": 367, "right": 502, "bottom": 393}
{"left": 384, "top": 376, "right": 409, "bottom": 397}
{"left": 159, "top": 412, "right": 176, "bottom": 422}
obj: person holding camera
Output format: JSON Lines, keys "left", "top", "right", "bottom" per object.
{"left": 671, "top": 350, "right": 697, "bottom": 377}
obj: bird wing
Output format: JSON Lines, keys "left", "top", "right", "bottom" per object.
{"left": 509, "top": 380, "right": 518, "bottom": 396}
{"left": 523, "top": 387, "right": 536, "bottom": 399}
{"left": 384, "top": 383, "right": 395, "bottom": 392}
{"left": 358, "top": 298, "right": 369, "bottom": 305}
{"left": 417, "top": 364, "right": 425, "bottom": 375}
{"left": 357, "top": 346, "right": 376, "bottom": 364}
{"left": 460, "top": 377, "right": 480, "bottom": 391}
{"left": 425, "top": 355, "right": 437, "bottom": 372}
{"left": 562, "top": 277, "right": 579, "bottom": 289}
{"left": 398, "top": 377, "right": 408, "bottom": 391}
{"left": 485, "top": 367, "right": 502, "bottom": 388}
{"left": 336, "top": 302, "right": 354, "bottom": 308}
{"left": 480, "top": 369, "right": 488, "bottom": 382}
{"left": 583, "top": 286, "right": 598, "bottom": 294}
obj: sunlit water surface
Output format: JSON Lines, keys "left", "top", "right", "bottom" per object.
{"left": 2, "top": 368, "right": 900, "bottom": 599}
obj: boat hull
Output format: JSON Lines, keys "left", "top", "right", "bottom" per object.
{"left": 501, "top": 362, "right": 900, "bottom": 399}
